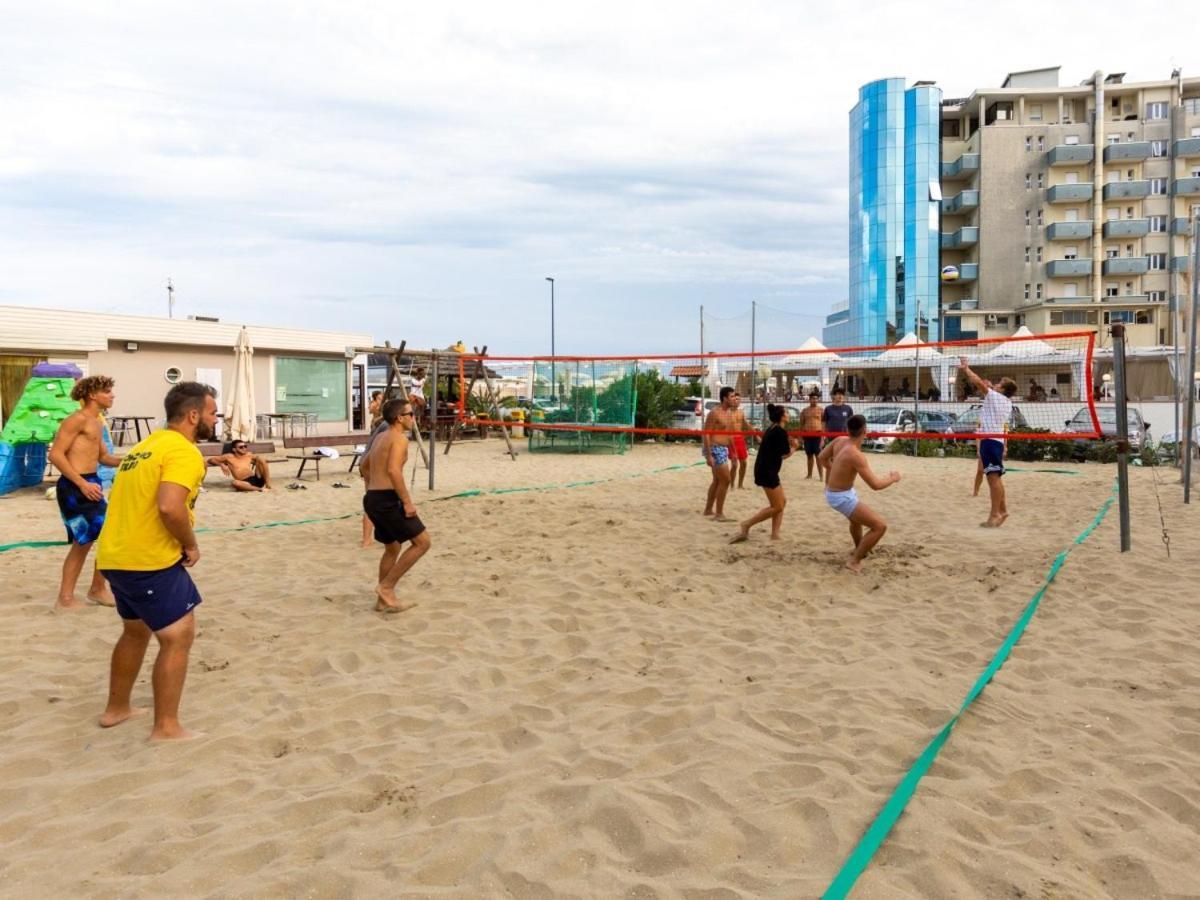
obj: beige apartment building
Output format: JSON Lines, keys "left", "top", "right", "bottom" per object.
{"left": 939, "top": 67, "right": 1200, "bottom": 349}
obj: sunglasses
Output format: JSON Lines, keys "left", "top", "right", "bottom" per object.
{"left": 234, "top": 444, "right": 248, "bottom": 450}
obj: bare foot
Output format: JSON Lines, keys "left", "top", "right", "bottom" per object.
{"left": 54, "top": 596, "right": 86, "bottom": 610}
{"left": 729, "top": 529, "right": 749, "bottom": 544}
{"left": 149, "top": 728, "right": 206, "bottom": 743}
{"left": 375, "top": 588, "right": 418, "bottom": 614}
{"left": 994, "top": 513, "right": 1009, "bottom": 527}
{"left": 703, "top": 510, "right": 714, "bottom": 517}
{"left": 770, "top": 533, "right": 782, "bottom": 541}
{"left": 98, "top": 707, "right": 148, "bottom": 728}
{"left": 713, "top": 515, "right": 732, "bottom": 523}
{"left": 980, "top": 518, "right": 999, "bottom": 528}
{"left": 844, "top": 558, "right": 863, "bottom": 574}
{"left": 87, "top": 592, "right": 116, "bottom": 608}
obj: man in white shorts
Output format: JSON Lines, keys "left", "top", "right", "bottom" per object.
{"left": 817, "top": 414, "right": 901, "bottom": 573}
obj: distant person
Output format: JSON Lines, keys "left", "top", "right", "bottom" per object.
{"left": 207, "top": 440, "right": 272, "bottom": 491}
{"left": 367, "top": 391, "right": 384, "bottom": 428}
{"left": 701, "top": 387, "right": 737, "bottom": 521}
{"left": 797, "top": 390, "right": 825, "bottom": 479}
{"left": 361, "top": 399, "right": 430, "bottom": 613}
{"left": 731, "top": 404, "right": 798, "bottom": 543}
{"left": 958, "top": 357, "right": 1017, "bottom": 527}
{"left": 48, "top": 375, "right": 123, "bottom": 609}
{"left": 408, "top": 369, "right": 427, "bottom": 416}
{"left": 817, "top": 414, "right": 901, "bottom": 573}
{"left": 97, "top": 381, "right": 217, "bottom": 741}
{"left": 729, "top": 391, "right": 751, "bottom": 490}
{"left": 822, "top": 388, "right": 854, "bottom": 442}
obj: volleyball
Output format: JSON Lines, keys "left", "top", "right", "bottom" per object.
{"left": 941, "top": 265, "right": 960, "bottom": 282}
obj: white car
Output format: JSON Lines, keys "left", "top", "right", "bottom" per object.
{"left": 671, "top": 396, "right": 721, "bottom": 432}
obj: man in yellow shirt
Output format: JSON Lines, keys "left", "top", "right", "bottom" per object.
{"left": 97, "top": 382, "right": 217, "bottom": 742}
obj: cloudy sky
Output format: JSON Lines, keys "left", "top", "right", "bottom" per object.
{"left": 2, "top": 1, "right": 1194, "bottom": 353}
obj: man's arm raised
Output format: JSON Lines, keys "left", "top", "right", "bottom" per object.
{"left": 958, "top": 357, "right": 992, "bottom": 394}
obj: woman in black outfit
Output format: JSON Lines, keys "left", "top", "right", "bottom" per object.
{"left": 730, "top": 404, "right": 797, "bottom": 543}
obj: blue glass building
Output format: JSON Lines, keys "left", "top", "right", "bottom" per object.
{"left": 824, "top": 78, "right": 942, "bottom": 347}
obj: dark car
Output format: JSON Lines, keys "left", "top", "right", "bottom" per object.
{"left": 949, "top": 403, "right": 1029, "bottom": 436}
{"left": 1064, "top": 407, "right": 1150, "bottom": 449}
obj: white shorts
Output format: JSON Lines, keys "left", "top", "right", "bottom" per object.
{"left": 825, "top": 487, "right": 859, "bottom": 519}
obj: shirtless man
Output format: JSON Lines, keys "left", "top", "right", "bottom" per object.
{"left": 360, "top": 399, "right": 431, "bottom": 613}
{"left": 702, "top": 387, "right": 738, "bottom": 521}
{"left": 48, "top": 375, "right": 123, "bottom": 609}
{"left": 817, "top": 414, "right": 901, "bottom": 573}
{"left": 729, "top": 391, "right": 752, "bottom": 489}
{"left": 207, "top": 440, "right": 272, "bottom": 491}
{"left": 797, "top": 390, "right": 825, "bottom": 479}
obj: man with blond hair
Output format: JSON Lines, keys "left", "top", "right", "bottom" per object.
{"left": 48, "top": 375, "right": 123, "bottom": 609}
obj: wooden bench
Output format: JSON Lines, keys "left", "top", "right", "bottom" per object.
{"left": 281, "top": 434, "right": 371, "bottom": 480}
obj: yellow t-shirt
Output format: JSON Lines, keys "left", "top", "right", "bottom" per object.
{"left": 97, "top": 429, "right": 206, "bottom": 571}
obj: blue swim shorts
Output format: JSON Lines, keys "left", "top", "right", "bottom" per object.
{"left": 101, "top": 563, "right": 203, "bottom": 632}
{"left": 56, "top": 473, "right": 106, "bottom": 545}
{"left": 980, "top": 439, "right": 1005, "bottom": 477}
{"left": 825, "top": 486, "right": 860, "bottom": 519}
{"left": 707, "top": 444, "right": 730, "bottom": 467}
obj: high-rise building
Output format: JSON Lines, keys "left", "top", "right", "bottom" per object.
{"left": 828, "top": 67, "right": 1200, "bottom": 349}
{"left": 825, "top": 78, "right": 942, "bottom": 348}
{"left": 939, "top": 67, "right": 1200, "bottom": 348}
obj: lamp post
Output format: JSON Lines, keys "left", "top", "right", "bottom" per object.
{"left": 545, "top": 277, "right": 556, "bottom": 402}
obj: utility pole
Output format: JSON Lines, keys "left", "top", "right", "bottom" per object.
{"left": 167, "top": 278, "right": 175, "bottom": 319}
{"left": 699, "top": 305, "right": 705, "bottom": 405}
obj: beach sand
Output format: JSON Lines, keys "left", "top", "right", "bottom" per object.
{"left": 1, "top": 438, "right": 1197, "bottom": 898}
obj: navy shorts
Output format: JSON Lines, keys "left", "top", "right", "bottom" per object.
{"left": 57, "top": 473, "right": 106, "bottom": 545}
{"left": 802, "top": 436, "right": 822, "bottom": 456}
{"left": 101, "top": 563, "right": 203, "bottom": 632}
{"left": 980, "top": 439, "right": 1005, "bottom": 477}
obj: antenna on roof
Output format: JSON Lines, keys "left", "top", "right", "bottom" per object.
{"left": 167, "top": 278, "right": 175, "bottom": 319}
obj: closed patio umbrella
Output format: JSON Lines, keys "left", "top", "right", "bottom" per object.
{"left": 228, "top": 327, "right": 255, "bottom": 442}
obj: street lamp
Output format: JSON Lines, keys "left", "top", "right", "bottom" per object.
{"left": 546, "top": 277, "right": 556, "bottom": 401}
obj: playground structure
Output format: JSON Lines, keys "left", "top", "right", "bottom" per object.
{"left": 0, "top": 364, "right": 83, "bottom": 496}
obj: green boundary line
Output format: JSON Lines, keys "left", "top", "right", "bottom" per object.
{"left": 822, "top": 481, "right": 1118, "bottom": 899}
{"left": 0, "top": 462, "right": 706, "bottom": 554}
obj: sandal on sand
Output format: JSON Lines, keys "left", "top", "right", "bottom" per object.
{"left": 286, "top": 483, "right": 307, "bottom": 490}
{"left": 332, "top": 482, "right": 351, "bottom": 489}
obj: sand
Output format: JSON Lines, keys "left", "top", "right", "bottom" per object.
{"left": 1, "top": 438, "right": 1198, "bottom": 898}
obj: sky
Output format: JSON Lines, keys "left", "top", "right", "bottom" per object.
{"left": 2, "top": 1, "right": 1196, "bottom": 354}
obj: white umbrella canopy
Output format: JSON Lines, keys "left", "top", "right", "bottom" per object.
{"left": 982, "top": 325, "right": 1060, "bottom": 360}
{"left": 874, "top": 332, "right": 944, "bottom": 362}
{"left": 776, "top": 336, "right": 842, "bottom": 368}
{"left": 227, "top": 327, "right": 256, "bottom": 442}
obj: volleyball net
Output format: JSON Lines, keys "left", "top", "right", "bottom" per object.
{"left": 454, "top": 330, "right": 1100, "bottom": 443}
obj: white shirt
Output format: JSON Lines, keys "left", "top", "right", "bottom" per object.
{"left": 409, "top": 377, "right": 425, "bottom": 393}
{"left": 980, "top": 388, "right": 1013, "bottom": 440}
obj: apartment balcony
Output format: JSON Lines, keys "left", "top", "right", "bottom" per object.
{"left": 1173, "top": 217, "right": 1194, "bottom": 235}
{"left": 1103, "top": 141, "right": 1151, "bottom": 163}
{"left": 1046, "top": 259, "right": 1092, "bottom": 277}
{"left": 1102, "top": 180, "right": 1150, "bottom": 200}
{"left": 1176, "top": 176, "right": 1200, "bottom": 196}
{"left": 1047, "top": 183, "right": 1093, "bottom": 203}
{"left": 956, "top": 263, "right": 978, "bottom": 282}
{"left": 1103, "top": 218, "right": 1150, "bottom": 238}
{"left": 942, "top": 153, "right": 980, "bottom": 180}
{"left": 946, "top": 298, "right": 979, "bottom": 311}
{"left": 1045, "top": 221, "right": 1092, "bottom": 240}
{"left": 1172, "top": 256, "right": 1193, "bottom": 272}
{"left": 1102, "top": 257, "right": 1149, "bottom": 276}
{"left": 1047, "top": 144, "right": 1094, "bottom": 166}
{"left": 941, "top": 227, "right": 979, "bottom": 249}
{"left": 1174, "top": 137, "right": 1200, "bottom": 158}
{"left": 941, "top": 190, "right": 979, "bottom": 214}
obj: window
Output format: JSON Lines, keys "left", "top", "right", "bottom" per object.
{"left": 1024, "top": 246, "right": 1031, "bottom": 262}
{"left": 1136, "top": 310, "right": 1152, "bottom": 325}
{"left": 1025, "top": 136, "right": 1032, "bottom": 152}
{"left": 1150, "top": 140, "right": 1168, "bottom": 157}
{"left": 1035, "top": 283, "right": 1043, "bottom": 300}
{"left": 1193, "top": 166, "right": 1200, "bottom": 178}
{"left": 1193, "top": 125, "right": 1200, "bottom": 137}
{"left": 1188, "top": 98, "right": 1200, "bottom": 115}
{"left": 1024, "top": 283, "right": 1030, "bottom": 300}
{"left": 1126, "top": 170, "right": 1134, "bottom": 181}
{"left": 1107, "top": 134, "right": 1120, "bottom": 145}
{"left": 1036, "top": 246, "right": 1043, "bottom": 262}
{"left": 1037, "top": 208, "right": 1044, "bottom": 226}
{"left": 1064, "top": 282, "right": 1079, "bottom": 297}
{"left": 1149, "top": 253, "right": 1167, "bottom": 270}
{"left": 1037, "top": 173, "right": 1044, "bottom": 189}
{"left": 1029, "top": 103, "right": 1043, "bottom": 121}
{"left": 1064, "top": 246, "right": 1078, "bottom": 260}
{"left": 1105, "top": 284, "right": 1119, "bottom": 297}
{"left": 1148, "top": 291, "right": 1165, "bottom": 303}
{"left": 995, "top": 315, "right": 1010, "bottom": 327}
{"left": 1064, "top": 135, "right": 1080, "bottom": 146}
{"left": 1125, "top": 208, "right": 1133, "bottom": 219}
{"left": 1146, "top": 101, "right": 1168, "bottom": 120}
{"left": 1105, "top": 310, "right": 1135, "bottom": 324}
{"left": 1037, "top": 136, "right": 1045, "bottom": 151}
{"left": 1125, "top": 244, "right": 1134, "bottom": 257}
{"left": 1106, "top": 247, "right": 1119, "bottom": 259}
{"left": 1106, "top": 208, "right": 1120, "bottom": 221}
{"left": 1025, "top": 173, "right": 1032, "bottom": 189}
{"left": 274, "top": 357, "right": 349, "bottom": 422}
{"left": 1149, "top": 215, "right": 1166, "bottom": 233}
{"left": 1025, "top": 209, "right": 1031, "bottom": 226}
{"left": 1051, "top": 310, "right": 1097, "bottom": 325}
{"left": 1149, "top": 177, "right": 1167, "bottom": 195}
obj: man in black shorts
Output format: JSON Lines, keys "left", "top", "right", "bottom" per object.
{"left": 796, "top": 390, "right": 825, "bottom": 479}
{"left": 360, "top": 399, "right": 430, "bottom": 613}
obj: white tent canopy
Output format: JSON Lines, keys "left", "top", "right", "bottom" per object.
{"left": 775, "top": 336, "right": 842, "bottom": 368}
{"left": 873, "top": 332, "right": 944, "bottom": 362}
{"left": 981, "top": 325, "right": 1060, "bottom": 359}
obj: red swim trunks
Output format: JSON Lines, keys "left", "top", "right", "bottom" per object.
{"left": 730, "top": 435, "right": 748, "bottom": 461}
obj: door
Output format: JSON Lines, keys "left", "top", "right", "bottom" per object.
{"left": 352, "top": 364, "right": 365, "bottom": 430}
{"left": 0, "top": 355, "right": 46, "bottom": 428}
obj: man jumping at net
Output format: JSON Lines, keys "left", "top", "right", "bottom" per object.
{"left": 702, "top": 387, "right": 737, "bottom": 521}
{"left": 958, "top": 357, "right": 1017, "bottom": 528}
{"left": 818, "top": 414, "right": 901, "bottom": 573}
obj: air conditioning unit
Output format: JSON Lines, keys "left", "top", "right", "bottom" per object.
{"left": 985, "top": 314, "right": 999, "bottom": 326}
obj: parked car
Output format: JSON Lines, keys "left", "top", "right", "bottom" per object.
{"left": 857, "top": 408, "right": 957, "bottom": 452}
{"left": 948, "top": 403, "right": 1029, "bottom": 437}
{"left": 1064, "top": 407, "right": 1150, "bottom": 450}
{"left": 671, "top": 396, "right": 721, "bottom": 433}
{"left": 1156, "top": 425, "right": 1200, "bottom": 462}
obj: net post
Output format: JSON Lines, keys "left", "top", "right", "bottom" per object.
{"left": 429, "top": 351, "right": 438, "bottom": 491}
{"left": 1183, "top": 214, "right": 1199, "bottom": 502}
{"left": 1111, "top": 324, "right": 1131, "bottom": 550}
